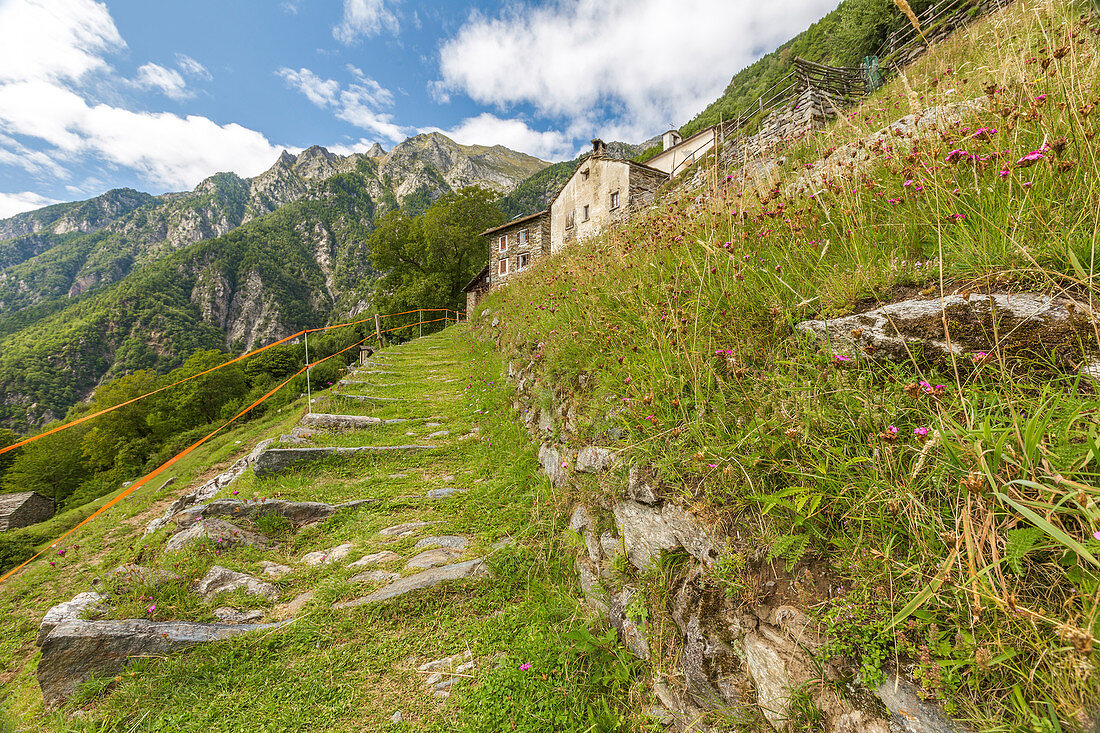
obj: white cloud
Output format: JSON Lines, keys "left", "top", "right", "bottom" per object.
{"left": 437, "top": 0, "right": 835, "bottom": 140}
{"left": 423, "top": 114, "right": 564, "bottom": 161}
{"left": 176, "top": 54, "right": 211, "bottom": 80}
{"left": 0, "top": 0, "right": 286, "bottom": 192}
{"left": 0, "top": 0, "right": 124, "bottom": 84}
{"left": 0, "top": 80, "right": 282, "bottom": 190}
{"left": 135, "top": 62, "right": 190, "bottom": 101}
{"left": 277, "top": 66, "right": 408, "bottom": 143}
{"left": 0, "top": 191, "right": 63, "bottom": 218}
{"left": 333, "top": 0, "right": 400, "bottom": 44}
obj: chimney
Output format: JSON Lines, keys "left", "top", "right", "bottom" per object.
{"left": 662, "top": 130, "right": 683, "bottom": 151}
{"left": 591, "top": 138, "right": 607, "bottom": 157}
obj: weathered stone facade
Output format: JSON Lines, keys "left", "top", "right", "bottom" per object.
{"left": 483, "top": 210, "right": 551, "bottom": 289}
{"left": 0, "top": 491, "right": 55, "bottom": 531}
{"left": 549, "top": 142, "right": 668, "bottom": 254}
{"left": 462, "top": 265, "right": 490, "bottom": 312}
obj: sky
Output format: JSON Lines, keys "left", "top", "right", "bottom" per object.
{"left": 0, "top": 0, "right": 838, "bottom": 218}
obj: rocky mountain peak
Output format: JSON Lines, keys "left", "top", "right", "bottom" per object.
{"left": 367, "top": 143, "right": 386, "bottom": 158}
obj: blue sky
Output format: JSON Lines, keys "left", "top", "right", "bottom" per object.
{"left": 0, "top": 0, "right": 837, "bottom": 217}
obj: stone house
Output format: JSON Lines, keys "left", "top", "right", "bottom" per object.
{"left": 549, "top": 139, "right": 668, "bottom": 254}
{"left": 462, "top": 265, "right": 490, "bottom": 314}
{"left": 470, "top": 134, "right": 710, "bottom": 306}
{"left": 0, "top": 491, "right": 55, "bottom": 531}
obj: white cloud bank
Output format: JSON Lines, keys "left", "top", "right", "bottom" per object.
{"left": 277, "top": 65, "right": 408, "bottom": 143}
{"left": 0, "top": 0, "right": 284, "bottom": 211}
{"left": 333, "top": 0, "right": 400, "bottom": 44}
{"left": 0, "top": 191, "right": 63, "bottom": 218}
{"left": 437, "top": 0, "right": 836, "bottom": 142}
{"left": 422, "top": 113, "right": 567, "bottom": 161}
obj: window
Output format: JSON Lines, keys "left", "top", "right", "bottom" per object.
{"left": 518, "top": 252, "right": 530, "bottom": 270}
{"left": 518, "top": 228, "right": 528, "bottom": 244}
{"left": 610, "top": 191, "right": 620, "bottom": 209}
{"left": 498, "top": 235, "right": 507, "bottom": 252}
{"left": 580, "top": 168, "right": 589, "bottom": 181}
{"left": 498, "top": 258, "right": 508, "bottom": 276}
{"left": 566, "top": 211, "right": 575, "bottom": 228}
{"left": 582, "top": 205, "right": 590, "bottom": 221}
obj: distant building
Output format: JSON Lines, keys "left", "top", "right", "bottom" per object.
{"left": 469, "top": 131, "right": 715, "bottom": 307}
{"left": 0, "top": 491, "right": 55, "bottom": 531}
{"left": 549, "top": 139, "right": 668, "bottom": 254}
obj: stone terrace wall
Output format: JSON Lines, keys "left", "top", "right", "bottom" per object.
{"left": 474, "top": 320, "right": 967, "bottom": 732}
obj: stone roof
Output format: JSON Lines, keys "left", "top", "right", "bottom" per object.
{"left": 479, "top": 209, "right": 550, "bottom": 237}
{"left": 462, "top": 265, "right": 491, "bottom": 293}
{"left": 0, "top": 491, "right": 48, "bottom": 515}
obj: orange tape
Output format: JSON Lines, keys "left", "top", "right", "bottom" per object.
{"left": 0, "top": 335, "right": 371, "bottom": 585}
{"left": 0, "top": 306, "right": 461, "bottom": 458}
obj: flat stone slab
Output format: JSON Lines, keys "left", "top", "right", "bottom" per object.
{"left": 253, "top": 447, "right": 433, "bottom": 477}
{"left": 301, "top": 543, "right": 353, "bottom": 566}
{"left": 283, "top": 591, "right": 314, "bottom": 616}
{"left": 172, "top": 498, "right": 367, "bottom": 528}
{"left": 259, "top": 561, "right": 291, "bottom": 578}
{"left": 37, "top": 618, "right": 288, "bottom": 710}
{"left": 427, "top": 487, "right": 467, "bottom": 499}
{"left": 109, "top": 564, "right": 180, "bottom": 588}
{"left": 213, "top": 608, "right": 264, "bottom": 624}
{"left": 414, "top": 536, "right": 468, "bottom": 551}
{"left": 427, "top": 430, "right": 450, "bottom": 439}
{"left": 348, "top": 550, "right": 400, "bottom": 568}
{"left": 333, "top": 558, "right": 489, "bottom": 609}
{"left": 196, "top": 565, "right": 278, "bottom": 602}
{"left": 335, "top": 394, "right": 403, "bottom": 402}
{"left": 576, "top": 446, "right": 617, "bottom": 473}
{"left": 379, "top": 521, "right": 434, "bottom": 538}
{"left": 405, "top": 547, "right": 465, "bottom": 570}
{"left": 166, "top": 518, "right": 271, "bottom": 552}
{"left": 37, "top": 592, "right": 108, "bottom": 646}
{"left": 300, "top": 413, "right": 382, "bottom": 429}
{"left": 348, "top": 570, "right": 401, "bottom": 583}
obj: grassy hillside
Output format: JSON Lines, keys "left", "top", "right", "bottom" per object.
{"left": 471, "top": 1, "right": 1100, "bottom": 728}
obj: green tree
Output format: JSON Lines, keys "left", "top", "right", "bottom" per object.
{"left": 369, "top": 187, "right": 504, "bottom": 314}
{"left": 80, "top": 370, "right": 161, "bottom": 473}
{"left": 3, "top": 420, "right": 92, "bottom": 502}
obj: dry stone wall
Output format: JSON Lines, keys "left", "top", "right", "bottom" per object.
{"left": 488, "top": 322, "right": 967, "bottom": 732}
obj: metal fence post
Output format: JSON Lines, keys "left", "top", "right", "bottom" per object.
{"left": 304, "top": 330, "right": 311, "bottom": 413}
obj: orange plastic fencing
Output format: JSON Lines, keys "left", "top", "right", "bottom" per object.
{"left": 0, "top": 335, "right": 371, "bottom": 585}
{"left": 0, "top": 307, "right": 464, "bottom": 459}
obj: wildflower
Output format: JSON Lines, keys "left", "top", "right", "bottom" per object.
{"left": 972, "top": 351, "right": 992, "bottom": 365}
{"left": 520, "top": 663, "right": 532, "bottom": 671}
{"left": 914, "top": 427, "right": 929, "bottom": 437}
{"left": 1015, "top": 149, "right": 1046, "bottom": 167}
{"left": 888, "top": 198, "right": 902, "bottom": 204}
{"left": 147, "top": 604, "right": 156, "bottom": 614}
{"left": 832, "top": 354, "right": 852, "bottom": 365}
{"left": 951, "top": 213, "right": 966, "bottom": 221}
{"left": 1094, "top": 531, "right": 1100, "bottom": 541}
{"left": 944, "top": 149, "right": 968, "bottom": 163}
{"left": 999, "top": 169, "right": 1010, "bottom": 179}
{"left": 560, "top": 461, "right": 567, "bottom": 469}
{"left": 57, "top": 549, "right": 66, "bottom": 556}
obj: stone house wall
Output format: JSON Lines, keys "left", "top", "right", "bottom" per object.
{"left": 488, "top": 212, "right": 551, "bottom": 289}
{"left": 550, "top": 157, "right": 669, "bottom": 254}
{"left": 0, "top": 492, "right": 55, "bottom": 531}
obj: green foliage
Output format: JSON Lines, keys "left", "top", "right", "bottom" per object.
{"left": 369, "top": 186, "right": 505, "bottom": 314}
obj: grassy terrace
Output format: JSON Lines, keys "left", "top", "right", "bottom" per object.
{"left": 470, "top": 1, "right": 1100, "bottom": 729}
{"left": 0, "top": 328, "right": 646, "bottom": 732}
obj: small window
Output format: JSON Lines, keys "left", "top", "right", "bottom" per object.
{"left": 581, "top": 168, "right": 589, "bottom": 181}
{"left": 517, "top": 252, "right": 530, "bottom": 270}
{"left": 610, "top": 191, "right": 620, "bottom": 209}
{"left": 566, "top": 211, "right": 575, "bottom": 228}
{"left": 498, "top": 235, "right": 507, "bottom": 252}
{"left": 498, "top": 258, "right": 508, "bottom": 276}
{"left": 582, "top": 205, "right": 590, "bottom": 221}
{"left": 518, "top": 229, "right": 528, "bottom": 244}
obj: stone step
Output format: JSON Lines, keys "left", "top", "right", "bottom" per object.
{"left": 333, "top": 394, "right": 403, "bottom": 402}
{"left": 300, "top": 413, "right": 417, "bottom": 429}
{"left": 333, "top": 558, "right": 489, "bottom": 608}
{"left": 253, "top": 446, "right": 434, "bottom": 477}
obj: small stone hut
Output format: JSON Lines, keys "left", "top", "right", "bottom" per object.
{"left": 0, "top": 491, "right": 55, "bottom": 531}
{"left": 462, "top": 265, "right": 491, "bottom": 313}
{"left": 482, "top": 209, "right": 552, "bottom": 286}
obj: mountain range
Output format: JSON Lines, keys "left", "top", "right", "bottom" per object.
{"left": 0, "top": 133, "right": 548, "bottom": 430}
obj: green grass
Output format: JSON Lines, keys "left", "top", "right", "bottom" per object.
{"left": 0, "top": 327, "right": 650, "bottom": 732}
{"left": 468, "top": 2, "right": 1100, "bottom": 729}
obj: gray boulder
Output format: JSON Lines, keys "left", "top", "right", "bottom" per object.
{"left": 37, "top": 618, "right": 287, "bottom": 710}
{"left": 613, "top": 500, "right": 718, "bottom": 570}
{"left": 576, "top": 446, "right": 616, "bottom": 473}
{"left": 334, "top": 558, "right": 489, "bottom": 608}
{"left": 195, "top": 565, "right": 278, "bottom": 602}
{"left": 253, "top": 446, "right": 432, "bottom": 477}
{"left": 37, "top": 592, "right": 108, "bottom": 646}
{"left": 172, "top": 498, "right": 367, "bottom": 528}
{"left": 165, "top": 518, "right": 271, "bottom": 552}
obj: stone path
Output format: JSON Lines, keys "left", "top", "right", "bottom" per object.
{"left": 33, "top": 332, "right": 500, "bottom": 712}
